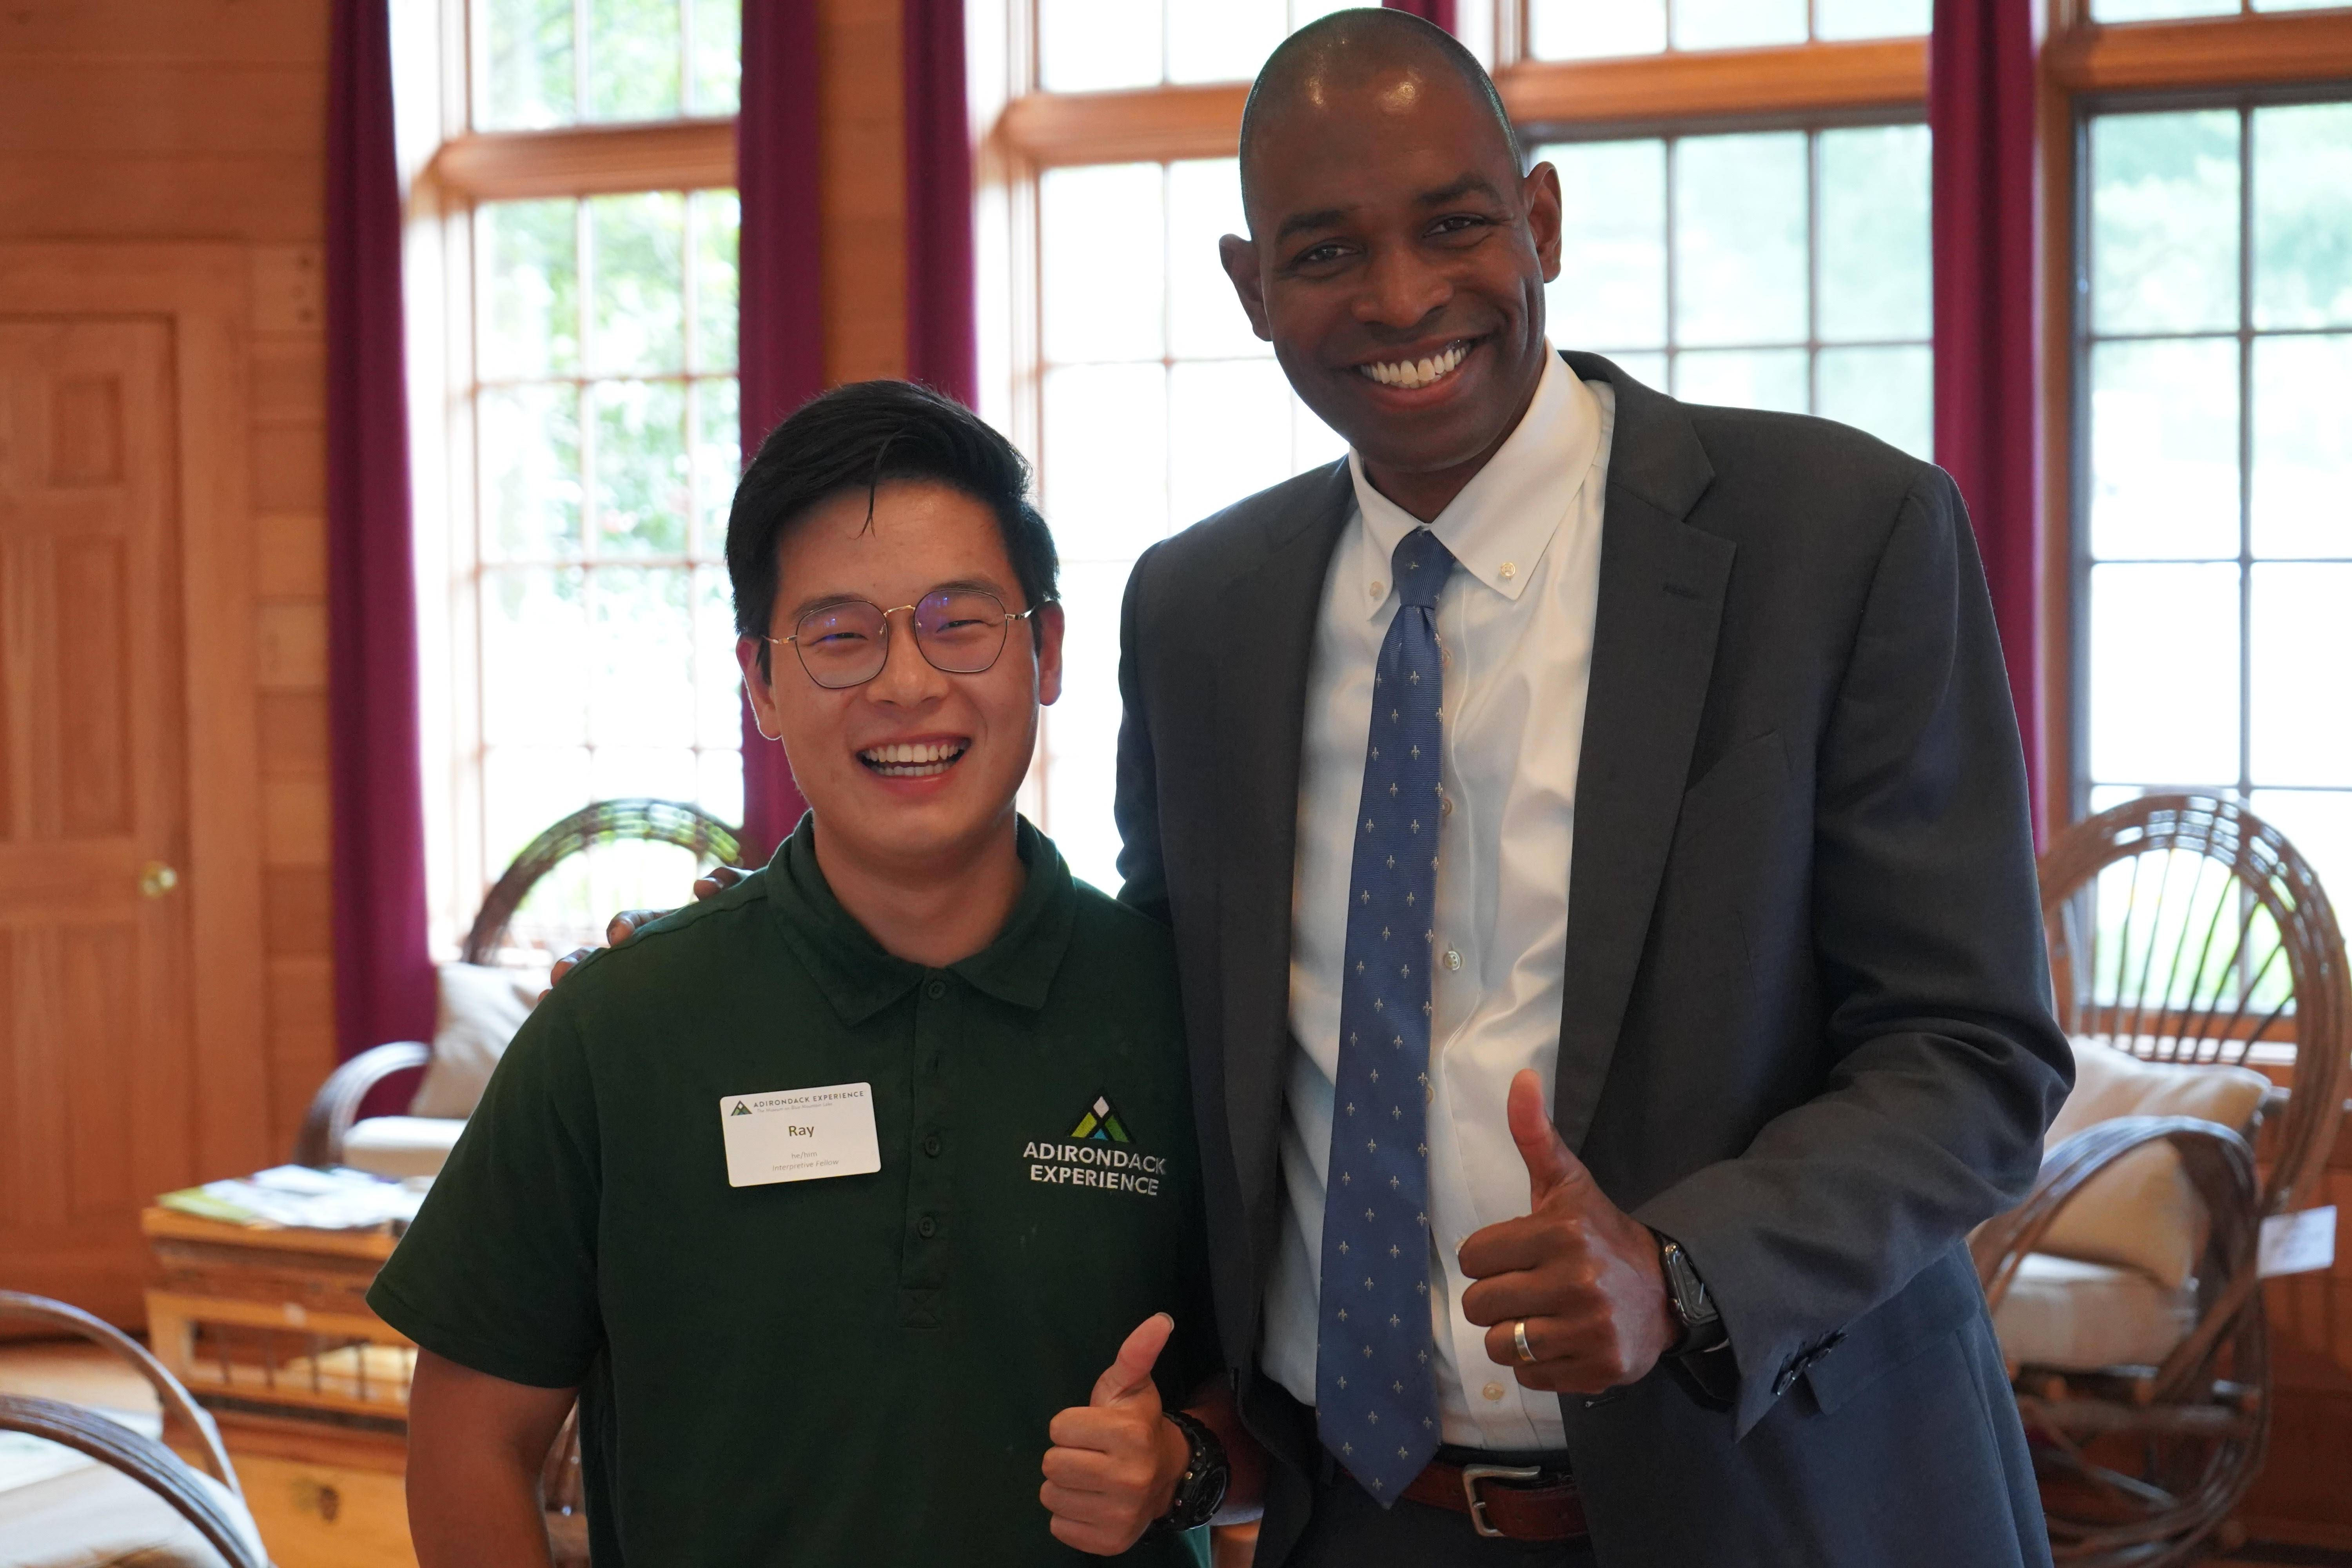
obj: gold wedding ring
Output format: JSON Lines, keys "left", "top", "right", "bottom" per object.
{"left": 1513, "top": 1319, "right": 1536, "bottom": 1365}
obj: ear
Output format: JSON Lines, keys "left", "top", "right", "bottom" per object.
{"left": 1032, "top": 601, "right": 1067, "bottom": 708}
{"left": 737, "top": 633, "right": 784, "bottom": 742}
{"left": 1524, "top": 160, "right": 1564, "bottom": 287}
{"left": 1220, "top": 232, "right": 1272, "bottom": 341}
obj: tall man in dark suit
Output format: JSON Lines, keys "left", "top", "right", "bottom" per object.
{"left": 1112, "top": 11, "right": 2072, "bottom": 1564}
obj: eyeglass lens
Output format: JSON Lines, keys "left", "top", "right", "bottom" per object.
{"left": 793, "top": 590, "right": 1014, "bottom": 689}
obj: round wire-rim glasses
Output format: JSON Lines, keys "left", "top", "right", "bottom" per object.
{"left": 770, "top": 587, "right": 1048, "bottom": 690}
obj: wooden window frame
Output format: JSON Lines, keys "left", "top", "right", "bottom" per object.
{"left": 990, "top": 0, "right": 2352, "bottom": 846}
{"left": 2035, "top": 0, "right": 2352, "bottom": 839}
{"left": 979, "top": 1, "right": 1937, "bottom": 845}
{"left": 405, "top": 0, "right": 741, "bottom": 956}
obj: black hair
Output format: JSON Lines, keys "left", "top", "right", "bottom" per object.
{"left": 1238, "top": 8, "right": 1524, "bottom": 216}
{"left": 726, "top": 379, "right": 1059, "bottom": 677}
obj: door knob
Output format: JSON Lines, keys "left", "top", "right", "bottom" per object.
{"left": 140, "top": 862, "right": 179, "bottom": 899}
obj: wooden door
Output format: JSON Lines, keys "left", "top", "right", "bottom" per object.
{"left": 0, "top": 319, "right": 205, "bottom": 1323}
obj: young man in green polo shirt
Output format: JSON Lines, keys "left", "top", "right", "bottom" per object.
{"left": 371, "top": 381, "right": 1256, "bottom": 1565}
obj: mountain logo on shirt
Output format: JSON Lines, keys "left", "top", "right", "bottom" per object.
{"left": 1069, "top": 1093, "right": 1131, "bottom": 1143}
{"left": 729, "top": 1101, "right": 751, "bottom": 1117}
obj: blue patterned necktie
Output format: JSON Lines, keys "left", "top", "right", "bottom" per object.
{"left": 1316, "top": 526, "right": 1455, "bottom": 1504}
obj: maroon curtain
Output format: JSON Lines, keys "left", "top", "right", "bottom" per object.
{"left": 904, "top": 0, "right": 977, "bottom": 404}
{"left": 736, "top": 0, "right": 823, "bottom": 862}
{"left": 1931, "top": 0, "right": 2042, "bottom": 842}
{"left": 1382, "top": 0, "right": 1458, "bottom": 31}
{"left": 326, "top": 0, "right": 434, "bottom": 1060}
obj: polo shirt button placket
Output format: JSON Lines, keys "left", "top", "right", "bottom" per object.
{"left": 902, "top": 970, "right": 955, "bottom": 1332}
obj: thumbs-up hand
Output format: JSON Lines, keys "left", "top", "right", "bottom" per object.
{"left": 1040, "top": 1313, "right": 1191, "bottom": 1554}
{"left": 1456, "top": 1070, "right": 1682, "bottom": 1395}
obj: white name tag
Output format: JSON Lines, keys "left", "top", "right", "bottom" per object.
{"left": 719, "top": 1083, "right": 882, "bottom": 1188}
{"left": 2259, "top": 1204, "right": 2337, "bottom": 1279}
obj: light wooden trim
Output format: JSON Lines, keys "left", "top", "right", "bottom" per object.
{"left": 430, "top": 119, "right": 737, "bottom": 200}
{"left": 993, "top": 38, "right": 1931, "bottom": 169}
{"left": 1500, "top": 38, "right": 1929, "bottom": 132}
{"left": 0, "top": 242, "right": 271, "bottom": 1180}
{"left": 996, "top": 82, "right": 1250, "bottom": 166}
{"left": 2047, "top": 9, "right": 2352, "bottom": 95}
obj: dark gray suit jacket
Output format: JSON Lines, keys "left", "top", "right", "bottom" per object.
{"left": 1112, "top": 352, "right": 2073, "bottom": 1566}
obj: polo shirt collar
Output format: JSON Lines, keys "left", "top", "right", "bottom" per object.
{"left": 1342, "top": 345, "right": 1596, "bottom": 612}
{"left": 766, "top": 813, "right": 1076, "bottom": 1025}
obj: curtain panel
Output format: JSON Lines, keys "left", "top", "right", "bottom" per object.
{"left": 1931, "top": 0, "right": 2043, "bottom": 841}
{"left": 736, "top": 0, "right": 825, "bottom": 861}
{"left": 327, "top": 0, "right": 435, "bottom": 1060}
{"left": 905, "top": 0, "right": 978, "bottom": 404}
{"left": 1382, "top": 0, "right": 1459, "bottom": 32}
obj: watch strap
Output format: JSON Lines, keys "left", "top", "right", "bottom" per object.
{"left": 1152, "top": 1409, "right": 1229, "bottom": 1534}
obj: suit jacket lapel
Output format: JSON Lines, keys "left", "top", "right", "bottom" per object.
{"left": 1213, "top": 461, "right": 1354, "bottom": 1289}
{"left": 1552, "top": 354, "right": 1733, "bottom": 1152}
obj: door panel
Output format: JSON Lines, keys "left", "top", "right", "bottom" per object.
{"left": 0, "top": 318, "right": 197, "bottom": 1322}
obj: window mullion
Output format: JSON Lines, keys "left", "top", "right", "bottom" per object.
{"left": 2236, "top": 102, "right": 2254, "bottom": 806}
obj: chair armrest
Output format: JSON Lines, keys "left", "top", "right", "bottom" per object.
{"left": 0, "top": 1290, "right": 236, "bottom": 1493}
{"left": 292, "top": 1041, "right": 432, "bottom": 1168}
{"left": 1971, "top": 1114, "right": 2259, "bottom": 1313}
{"left": 0, "top": 1393, "right": 267, "bottom": 1568}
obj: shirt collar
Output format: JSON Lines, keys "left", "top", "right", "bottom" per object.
{"left": 1343, "top": 347, "right": 1599, "bottom": 615}
{"left": 766, "top": 813, "right": 1076, "bottom": 1025}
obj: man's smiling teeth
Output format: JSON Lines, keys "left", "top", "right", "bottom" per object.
{"left": 859, "top": 740, "right": 967, "bottom": 777}
{"left": 1359, "top": 341, "right": 1469, "bottom": 389}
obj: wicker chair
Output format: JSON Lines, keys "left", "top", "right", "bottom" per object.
{"left": 0, "top": 1291, "right": 269, "bottom": 1567}
{"left": 1974, "top": 794, "right": 2351, "bottom": 1566}
{"left": 294, "top": 798, "right": 742, "bottom": 1168}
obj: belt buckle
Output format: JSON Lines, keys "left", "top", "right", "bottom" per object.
{"left": 1458, "top": 1463, "right": 1544, "bottom": 1539}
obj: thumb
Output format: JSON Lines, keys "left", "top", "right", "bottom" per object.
{"left": 1090, "top": 1312, "right": 1174, "bottom": 1409}
{"left": 1506, "top": 1068, "right": 1583, "bottom": 1207}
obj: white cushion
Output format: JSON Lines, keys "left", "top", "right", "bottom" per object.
{"left": 1992, "top": 1252, "right": 2198, "bottom": 1372}
{"left": 2033, "top": 1036, "right": 2272, "bottom": 1290}
{"left": 407, "top": 962, "right": 544, "bottom": 1120}
{"left": 0, "top": 1453, "right": 265, "bottom": 1567}
{"left": 341, "top": 1114, "right": 465, "bottom": 1180}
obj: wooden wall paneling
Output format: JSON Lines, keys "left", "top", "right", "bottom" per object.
{"left": 0, "top": 0, "right": 328, "bottom": 65}
{"left": 820, "top": 0, "right": 907, "bottom": 384}
{"left": 0, "top": 0, "right": 327, "bottom": 250}
{"left": 247, "top": 244, "right": 332, "bottom": 1160}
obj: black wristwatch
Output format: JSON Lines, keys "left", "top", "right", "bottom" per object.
{"left": 1656, "top": 1232, "right": 1727, "bottom": 1355}
{"left": 1148, "top": 1410, "right": 1230, "bottom": 1535}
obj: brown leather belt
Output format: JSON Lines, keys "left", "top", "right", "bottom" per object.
{"left": 1401, "top": 1457, "right": 1588, "bottom": 1542}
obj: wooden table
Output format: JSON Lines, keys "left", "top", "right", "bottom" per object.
{"left": 140, "top": 1207, "right": 419, "bottom": 1568}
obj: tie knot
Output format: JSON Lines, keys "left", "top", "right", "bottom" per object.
{"left": 1390, "top": 528, "right": 1455, "bottom": 612}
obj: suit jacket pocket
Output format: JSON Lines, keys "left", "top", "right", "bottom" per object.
{"left": 1803, "top": 1245, "right": 1985, "bottom": 1417}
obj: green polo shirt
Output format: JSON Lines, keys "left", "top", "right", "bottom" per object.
{"left": 368, "top": 817, "right": 1218, "bottom": 1566}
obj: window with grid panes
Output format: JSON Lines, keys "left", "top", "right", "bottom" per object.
{"left": 1036, "top": 0, "right": 1363, "bottom": 90}
{"left": 1534, "top": 123, "right": 1933, "bottom": 457}
{"left": 436, "top": 0, "right": 742, "bottom": 959}
{"left": 1014, "top": 5, "right": 1943, "bottom": 890}
{"left": 1025, "top": 5, "right": 1363, "bottom": 889}
{"left": 1526, "top": 0, "right": 1929, "bottom": 59}
{"left": 2079, "top": 98, "right": 2352, "bottom": 904}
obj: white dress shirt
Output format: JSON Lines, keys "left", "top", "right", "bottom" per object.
{"left": 1262, "top": 350, "right": 1615, "bottom": 1450}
